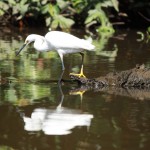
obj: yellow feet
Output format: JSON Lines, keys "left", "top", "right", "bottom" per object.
{"left": 69, "top": 65, "right": 86, "bottom": 78}
{"left": 69, "top": 72, "right": 86, "bottom": 78}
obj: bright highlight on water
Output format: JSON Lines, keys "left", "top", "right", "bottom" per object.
{"left": 16, "top": 31, "right": 95, "bottom": 82}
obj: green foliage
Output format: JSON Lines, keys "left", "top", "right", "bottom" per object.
{"left": 0, "top": 0, "right": 119, "bottom": 31}
{"left": 0, "top": 1, "right": 9, "bottom": 16}
{"left": 0, "top": 0, "right": 29, "bottom": 19}
{"left": 43, "top": 2, "right": 75, "bottom": 29}
{"left": 71, "top": 0, "right": 88, "bottom": 13}
{"left": 147, "top": 27, "right": 150, "bottom": 37}
{"left": 136, "top": 31, "right": 144, "bottom": 42}
{"left": 136, "top": 27, "right": 150, "bottom": 43}
{"left": 85, "top": 1, "right": 118, "bottom": 33}
{"left": 51, "top": 15, "right": 75, "bottom": 29}
{"left": 146, "top": 26, "right": 150, "bottom": 43}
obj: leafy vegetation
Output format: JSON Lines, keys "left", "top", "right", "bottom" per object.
{"left": 136, "top": 27, "right": 150, "bottom": 43}
{"left": 0, "top": 0, "right": 150, "bottom": 32}
{"left": 0, "top": 0, "right": 119, "bottom": 32}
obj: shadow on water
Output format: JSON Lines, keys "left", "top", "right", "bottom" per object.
{"left": 0, "top": 27, "right": 150, "bottom": 150}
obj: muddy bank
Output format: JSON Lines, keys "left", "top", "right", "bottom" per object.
{"left": 70, "top": 64, "right": 150, "bottom": 88}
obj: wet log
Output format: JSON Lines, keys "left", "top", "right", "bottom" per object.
{"left": 70, "top": 64, "right": 150, "bottom": 88}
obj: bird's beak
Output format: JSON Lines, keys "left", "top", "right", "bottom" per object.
{"left": 16, "top": 43, "right": 27, "bottom": 56}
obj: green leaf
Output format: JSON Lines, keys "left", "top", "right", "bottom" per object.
{"left": 49, "top": 4, "right": 59, "bottom": 17}
{"left": 8, "top": 0, "right": 16, "bottom": 5}
{"left": 85, "top": 9, "right": 102, "bottom": 24}
{"left": 97, "top": 0, "right": 119, "bottom": 12}
{"left": 0, "top": 1, "right": 9, "bottom": 16}
{"left": 57, "top": 0, "right": 69, "bottom": 9}
{"left": 59, "top": 15, "right": 74, "bottom": 29}
{"left": 41, "top": 0, "right": 48, "bottom": 5}
{"left": 100, "top": 1, "right": 113, "bottom": 8}
{"left": 46, "top": 17, "right": 51, "bottom": 26}
{"left": 20, "top": 0, "right": 28, "bottom": 5}
{"left": 0, "top": 10, "right": 4, "bottom": 16}
{"left": 12, "top": 5, "right": 18, "bottom": 15}
{"left": 147, "top": 26, "right": 150, "bottom": 33}
{"left": 41, "top": 4, "right": 49, "bottom": 14}
{"left": 71, "top": 0, "right": 87, "bottom": 13}
{"left": 51, "top": 19, "right": 59, "bottom": 29}
{"left": 85, "top": 4, "right": 113, "bottom": 29}
{"left": 20, "top": 4, "right": 29, "bottom": 15}
{"left": 111, "top": 0, "right": 119, "bottom": 12}
{"left": 51, "top": 15, "right": 74, "bottom": 29}
{"left": 98, "top": 26, "right": 115, "bottom": 33}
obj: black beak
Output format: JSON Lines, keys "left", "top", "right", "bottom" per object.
{"left": 16, "top": 43, "right": 27, "bottom": 56}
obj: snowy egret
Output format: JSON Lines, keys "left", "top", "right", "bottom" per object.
{"left": 16, "top": 31, "right": 95, "bottom": 82}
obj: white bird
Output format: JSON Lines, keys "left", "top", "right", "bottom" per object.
{"left": 16, "top": 31, "right": 95, "bottom": 83}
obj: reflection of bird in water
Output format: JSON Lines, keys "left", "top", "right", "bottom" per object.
{"left": 23, "top": 84, "right": 93, "bottom": 135}
{"left": 70, "top": 86, "right": 87, "bottom": 103}
{"left": 23, "top": 107, "right": 93, "bottom": 135}
{"left": 16, "top": 31, "right": 95, "bottom": 83}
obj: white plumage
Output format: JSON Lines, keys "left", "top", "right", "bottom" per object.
{"left": 45, "top": 31, "right": 95, "bottom": 51}
{"left": 16, "top": 31, "right": 95, "bottom": 82}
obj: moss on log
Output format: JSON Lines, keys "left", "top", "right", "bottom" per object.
{"left": 70, "top": 64, "right": 150, "bottom": 88}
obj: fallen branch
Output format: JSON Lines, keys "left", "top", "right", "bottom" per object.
{"left": 70, "top": 64, "right": 150, "bottom": 88}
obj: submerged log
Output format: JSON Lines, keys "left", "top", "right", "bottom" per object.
{"left": 70, "top": 64, "right": 150, "bottom": 88}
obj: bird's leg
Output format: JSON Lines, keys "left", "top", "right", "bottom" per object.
{"left": 58, "top": 70, "right": 64, "bottom": 84}
{"left": 70, "top": 52, "right": 86, "bottom": 78}
{"left": 79, "top": 52, "right": 86, "bottom": 77}
{"left": 58, "top": 51, "right": 65, "bottom": 71}
{"left": 58, "top": 51, "right": 65, "bottom": 83}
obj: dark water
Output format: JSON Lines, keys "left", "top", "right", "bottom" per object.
{"left": 0, "top": 27, "right": 150, "bottom": 150}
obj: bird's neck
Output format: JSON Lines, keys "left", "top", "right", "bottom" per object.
{"left": 34, "top": 35, "right": 51, "bottom": 51}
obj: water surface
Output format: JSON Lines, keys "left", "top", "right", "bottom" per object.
{"left": 0, "top": 27, "right": 150, "bottom": 150}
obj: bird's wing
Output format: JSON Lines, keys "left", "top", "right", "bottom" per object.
{"left": 45, "top": 31, "right": 95, "bottom": 50}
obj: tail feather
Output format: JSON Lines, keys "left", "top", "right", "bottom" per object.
{"left": 81, "top": 39, "right": 95, "bottom": 50}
